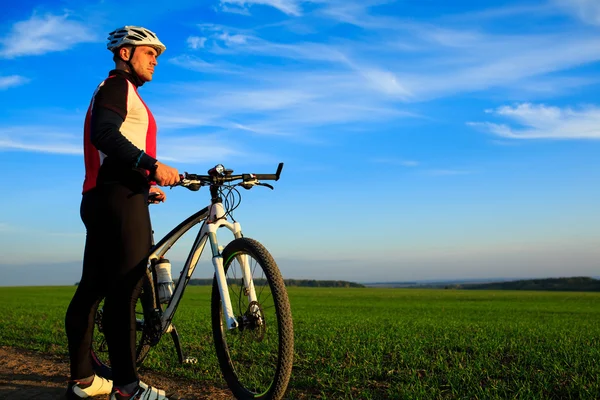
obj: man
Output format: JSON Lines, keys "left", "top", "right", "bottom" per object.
{"left": 65, "top": 26, "right": 182, "bottom": 400}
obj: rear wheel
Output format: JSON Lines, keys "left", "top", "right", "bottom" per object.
{"left": 91, "top": 272, "right": 156, "bottom": 379}
{"left": 211, "top": 238, "right": 294, "bottom": 400}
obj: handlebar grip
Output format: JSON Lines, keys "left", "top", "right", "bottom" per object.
{"left": 253, "top": 163, "right": 284, "bottom": 181}
{"left": 254, "top": 174, "right": 277, "bottom": 180}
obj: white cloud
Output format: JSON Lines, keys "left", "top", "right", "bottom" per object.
{"left": 355, "top": 67, "right": 412, "bottom": 98}
{"left": 219, "top": 0, "right": 304, "bottom": 16}
{"left": 445, "top": 4, "right": 552, "bottom": 22}
{"left": 218, "top": 4, "right": 252, "bottom": 15}
{"left": 195, "top": 25, "right": 416, "bottom": 100}
{"left": 156, "top": 71, "right": 418, "bottom": 138}
{"left": 395, "top": 32, "right": 600, "bottom": 100}
{"left": 168, "top": 54, "right": 242, "bottom": 74}
{"left": 156, "top": 114, "right": 222, "bottom": 130}
{"left": 201, "top": 88, "right": 320, "bottom": 111}
{"left": 320, "top": 4, "right": 600, "bottom": 99}
{"left": 0, "top": 12, "right": 97, "bottom": 58}
{"left": 187, "top": 36, "right": 207, "bottom": 49}
{"left": 468, "top": 103, "right": 600, "bottom": 140}
{"left": 158, "top": 135, "right": 262, "bottom": 164}
{"left": 0, "top": 127, "right": 81, "bottom": 154}
{"left": 426, "top": 169, "right": 473, "bottom": 176}
{"left": 192, "top": 12, "right": 600, "bottom": 102}
{"left": 416, "top": 25, "right": 487, "bottom": 48}
{"left": 0, "top": 122, "right": 256, "bottom": 164}
{"left": 316, "top": 1, "right": 398, "bottom": 30}
{"left": 0, "top": 122, "right": 262, "bottom": 164}
{"left": 216, "top": 32, "right": 251, "bottom": 45}
{"left": 0, "top": 75, "right": 29, "bottom": 90}
{"left": 200, "top": 26, "right": 347, "bottom": 63}
{"left": 372, "top": 158, "right": 420, "bottom": 167}
{"left": 552, "top": 0, "right": 600, "bottom": 26}
{"left": 371, "top": 159, "right": 473, "bottom": 176}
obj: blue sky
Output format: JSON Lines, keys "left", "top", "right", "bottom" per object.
{"left": 1, "top": 0, "right": 600, "bottom": 286}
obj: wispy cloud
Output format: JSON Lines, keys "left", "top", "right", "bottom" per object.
{"left": 392, "top": 30, "right": 600, "bottom": 100}
{"left": 159, "top": 134, "right": 270, "bottom": 164}
{"left": 8, "top": 2, "right": 596, "bottom": 159}
{"left": 219, "top": 0, "right": 304, "bottom": 16}
{"left": 371, "top": 158, "right": 474, "bottom": 176}
{"left": 552, "top": 0, "right": 600, "bottom": 26}
{"left": 0, "top": 12, "right": 97, "bottom": 58}
{"left": 444, "top": 4, "right": 552, "bottom": 22}
{"left": 190, "top": 9, "right": 600, "bottom": 103}
{"left": 468, "top": 103, "right": 600, "bottom": 140}
{"left": 219, "top": 4, "right": 252, "bottom": 16}
{"left": 155, "top": 72, "right": 418, "bottom": 139}
{"left": 198, "top": 25, "right": 347, "bottom": 63}
{"left": 0, "top": 122, "right": 261, "bottom": 164}
{"left": 190, "top": 24, "right": 414, "bottom": 101}
{"left": 0, "top": 127, "right": 81, "bottom": 154}
{"left": 168, "top": 54, "right": 243, "bottom": 74}
{"left": 0, "top": 121, "right": 260, "bottom": 164}
{"left": 372, "top": 158, "right": 420, "bottom": 167}
{"left": 0, "top": 222, "right": 83, "bottom": 236}
{"left": 316, "top": 1, "right": 400, "bottom": 30}
{"left": 425, "top": 169, "right": 474, "bottom": 176}
{"left": 0, "top": 75, "right": 29, "bottom": 90}
{"left": 187, "top": 36, "right": 207, "bottom": 49}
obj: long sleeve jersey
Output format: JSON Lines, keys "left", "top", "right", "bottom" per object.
{"left": 82, "top": 69, "right": 158, "bottom": 194}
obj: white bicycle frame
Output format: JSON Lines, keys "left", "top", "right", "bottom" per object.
{"left": 147, "top": 200, "right": 258, "bottom": 332}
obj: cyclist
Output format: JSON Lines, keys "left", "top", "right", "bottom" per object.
{"left": 65, "top": 26, "right": 182, "bottom": 400}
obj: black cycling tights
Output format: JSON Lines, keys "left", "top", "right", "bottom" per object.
{"left": 65, "top": 183, "right": 151, "bottom": 386}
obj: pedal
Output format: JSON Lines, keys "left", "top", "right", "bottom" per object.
{"left": 183, "top": 356, "right": 198, "bottom": 364}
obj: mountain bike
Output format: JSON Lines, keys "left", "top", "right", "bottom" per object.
{"left": 91, "top": 163, "right": 294, "bottom": 400}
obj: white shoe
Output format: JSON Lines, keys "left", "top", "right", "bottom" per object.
{"left": 110, "top": 381, "right": 181, "bottom": 399}
{"left": 66, "top": 374, "right": 113, "bottom": 398}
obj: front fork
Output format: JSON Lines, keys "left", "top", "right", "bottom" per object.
{"left": 208, "top": 203, "right": 258, "bottom": 330}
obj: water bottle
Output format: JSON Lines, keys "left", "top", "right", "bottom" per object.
{"left": 155, "top": 258, "right": 174, "bottom": 304}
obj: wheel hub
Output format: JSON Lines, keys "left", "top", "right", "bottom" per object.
{"left": 238, "top": 300, "right": 266, "bottom": 342}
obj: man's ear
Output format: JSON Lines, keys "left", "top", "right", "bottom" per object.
{"left": 119, "top": 46, "right": 131, "bottom": 62}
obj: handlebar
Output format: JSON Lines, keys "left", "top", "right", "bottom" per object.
{"left": 176, "top": 162, "right": 284, "bottom": 191}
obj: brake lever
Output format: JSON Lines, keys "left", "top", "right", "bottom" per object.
{"left": 239, "top": 181, "right": 274, "bottom": 190}
{"left": 178, "top": 175, "right": 203, "bottom": 191}
{"left": 258, "top": 182, "right": 274, "bottom": 190}
{"left": 148, "top": 192, "right": 161, "bottom": 204}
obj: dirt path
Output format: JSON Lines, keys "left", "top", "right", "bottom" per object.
{"left": 0, "top": 346, "right": 233, "bottom": 399}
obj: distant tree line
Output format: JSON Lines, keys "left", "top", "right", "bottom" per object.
{"left": 182, "top": 278, "right": 365, "bottom": 288}
{"left": 77, "top": 278, "right": 365, "bottom": 288}
{"left": 446, "top": 277, "right": 600, "bottom": 292}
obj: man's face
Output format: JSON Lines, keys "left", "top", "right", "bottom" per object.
{"left": 129, "top": 45, "right": 159, "bottom": 82}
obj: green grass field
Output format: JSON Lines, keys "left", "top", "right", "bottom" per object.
{"left": 0, "top": 286, "right": 599, "bottom": 399}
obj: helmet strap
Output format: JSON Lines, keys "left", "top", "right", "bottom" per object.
{"left": 119, "top": 46, "right": 144, "bottom": 87}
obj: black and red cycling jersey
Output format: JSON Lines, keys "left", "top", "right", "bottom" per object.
{"left": 82, "top": 69, "right": 158, "bottom": 193}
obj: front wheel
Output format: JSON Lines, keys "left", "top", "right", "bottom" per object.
{"left": 211, "top": 238, "right": 294, "bottom": 400}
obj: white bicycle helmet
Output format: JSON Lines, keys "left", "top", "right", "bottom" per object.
{"left": 107, "top": 26, "right": 166, "bottom": 56}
